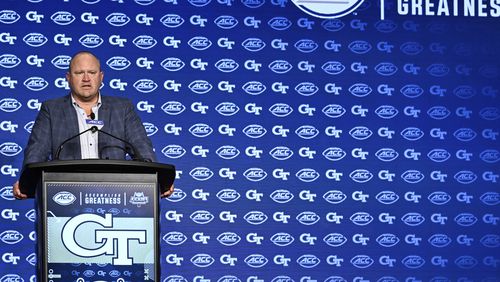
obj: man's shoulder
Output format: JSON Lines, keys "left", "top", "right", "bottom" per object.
{"left": 41, "top": 95, "right": 71, "bottom": 107}
{"left": 101, "top": 95, "right": 132, "bottom": 106}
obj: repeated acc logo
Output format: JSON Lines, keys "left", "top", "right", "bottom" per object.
{"left": 242, "top": 38, "right": 266, "bottom": 52}
{"left": 480, "top": 192, "right": 499, "bottom": 205}
{"left": 161, "top": 14, "right": 184, "bottom": 28}
{"left": 269, "top": 146, "right": 293, "bottom": 160}
{"left": 454, "top": 256, "right": 478, "bottom": 269}
{"left": 217, "top": 189, "right": 241, "bottom": 203}
{"left": 243, "top": 81, "right": 266, "bottom": 95}
{"left": 296, "top": 211, "right": 320, "bottom": 225}
{"left": 161, "top": 57, "right": 185, "bottom": 71}
{"left": 214, "top": 15, "right": 238, "bottom": 29}
{"left": 480, "top": 149, "right": 500, "bottom": 163}
{"left": 454, "top": 170, "right": 477, "bottom": 184}
{"left": 190, "top": 210, "right": 214, "bottom": 224}
{"left": 51, "top": 11, "right": 75, "bottom": 25}
{"left": 350, "top": 212, "right": 373, "bottom": 225}
{"left": 401, "top": 127, "right": 424, "bottom": 141}
{"left": 455, "top": 213, "right": 477, "bottom": 227}
{"left": 324, "top": 233, "right": 347, "bottom": 247}
{"left": 349, "top": 126, "right": 372, "bottom": 140}
{"left": 427, "top": 106, "right": 450, "bottom": 119}
{"left": 216, "top": 145, "right": 240, "bottom": 159}
{"left": 296, "top": 168, "right": 319, "bottom": 182}
{"left": 162, "top": 231, "right": 187, "bottom": 245}
{"left": 269, "top": 103, "right": 293, "bottom": 117}
{"left": 134, "top": 79, "right": 157, "bottom": 93}
{"left": 106, "top": 56, "right": 131, "bottom": 71}
{"left": 428, "top": 234, "right": 452, "bottom": 247}
{"left": 216, "top": 102, "right": 239, "bottom": 116}
{"left": 245, "top": 254, "right": 268, "bottom": 268}
{"left": 79, "top": 34, "right": 103, "bottom": 48}
{"left": 402, "top": 255, "right": 425, "bottom": 269}
{"left": 349, "top": 40, "right": 371, "bottom": 54}
{"left": 217, "top": 232, "right": 241, "bottom": 246}
{"left": 323, "top": 147, "right": 346, "bottom": 161}
{"left": 375, "top": 105, "right": 398, "bottom": 119}
{"left": 376, "top": 233, "right": 399, "bottom": 247}
{"left": 375, "top": 148, "right": 398, "bottom": 162}
{"left": 401, "top": 212, "right": 425, "bottom": 226}
{"left": 480, "top": 107, "right": 500, "bottom": 120}
{"left": 375, "top": 62, "right": 397, "bottom": 76}
{"left": 51, "top": 55, "right": 71, "bottom": 69}
{"left": 427, "top": 149, "right": 451, "bottom": 162}
{"left": 350, "top": 255, "right": 374, "bottom": 268}
{"left": 162, "top": 101, "right": 185, "bottom": 115}
{"left": 191, "top": 254, "right": 214, "bottom": 267}
{"left": 188, "top": 80, "right": 212, "bottom": 94}
{"left": 0, "top": 98, "right": 22, "bottom": 112}
{"left": 0, "top": 142, "right": 22, "bottom": 157}
{"left": 349, "top": 169, "right": 372, "bottom": 183}
{"left": 349, "top": 83, "right": 372, "bottom": 97}
{"left": 270, "top": 189, "right": 294, "bottom": 203}
{"left": 427, "top": 63, "right": 449, "bottom": 77}
{"left": 480, "top": 234, "right": 500, "bottom": 248}
{"left": 401, "top": 84, "right": 424, "bottom": 98}
{"left": 322, "top": 61, "right": 345, "bottom": 75}
{"left": 296, "top": 125, "right": 319, "bottom": 139}
{"left": 323, "top": 104, "right": 346, "bottom": 118}
{"left": 0, "top": 10, "right": 20, "bottom": 24}
{"left": 454, "top": 85, "right": 476, "bottom": 99}
{"left": 454, "top": 128, "right": 476, "bottom": 141}
{"left": 324, "top": 190, "right": 347, "bottom": 204}
{"left": 161, "top": 145, "right": 186, "bottom": 159}
{"left": 297, "top": 254, "right": 320, "bottom": 268}
{"left": 400, "top": 42, "right": 424, "bottom": 55}
{"left": 244, "top": 211, "right": 268, "bottom": 224}
{"left": 106, "top": 12, "right": 130, "bottom": 26}
{"left": 188, "top": 36, "right": 211, "bottom": 50}
{"left": 243, "top": 124, "right": 266, "bottom": 138}
{"left": 295, "top": 82, "right": 319, "bottom": 96}
{"left": 188, "top": 0, "right": 212, "bottom": 7}
{"left": 133, "top": 35, "right": 157, "bottom": 49}
{"left": 428, "top": 191, "right": 451, "bottom": 205}
{"left": 24, "top": 77, "right": 48, "bottom": 91}
{"left": 23, "top": 32, "right": 48, "bottom": 47}
{"left": 376, "top": 191, "right": 399, "bottom": 204}
{"left": 0, "top": 54, "right": 21, "bottom": 68}
{"left": 53, "top": 191, "right": 76, "bottom": 205}
{"left": 401, "top": 170, "right": 425, "bottom": 183}
{"left": 295, "top": 39, "right": 318, "bottom": 53}
{"left": 271, "top": 232, "right": 294, "bottom": 246}
{"left": 189, "top": 167, "right": 214, "bottom": 181}
{"left": 215, "top": 59, "right": 239, "bottom": 72}
{"left": 0, "top": 230, "right": 23, "bottom": 244}
{"left": 243, "top": 168, "right": 267, "bottom": 182}
{"left": 268, "top": 17, "right": 292, "bottom": 30}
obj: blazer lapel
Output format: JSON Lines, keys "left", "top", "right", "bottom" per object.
{"left": 97, "top": 97, "right": 112, "bottom": 158}
{"left": 62, "top": 95, "right": 81, "bottom": 160}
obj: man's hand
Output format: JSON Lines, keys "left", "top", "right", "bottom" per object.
{"left": 161, "top": 183, "right": 174, "bottom": 198}
{"left": 13, "top": 181, "right": 28, "bottom": 200}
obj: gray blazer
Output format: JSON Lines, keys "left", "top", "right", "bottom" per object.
{"left": 22, "top": 94, "right": 156, "bottom": 167}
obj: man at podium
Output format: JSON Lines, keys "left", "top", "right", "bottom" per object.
{"left": 13, "top": 51, "right": 174, "bottom": 199}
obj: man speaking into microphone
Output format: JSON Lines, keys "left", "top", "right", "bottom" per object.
{"left": 13, "top": 51, "right": 174, "bottom": 199}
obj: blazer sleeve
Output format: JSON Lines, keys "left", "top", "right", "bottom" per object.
{"left": 22, "top": 102, "right": 53, "bottom": 167}
{"left": 123, "top": 100, "right": 157, "bottom": 162}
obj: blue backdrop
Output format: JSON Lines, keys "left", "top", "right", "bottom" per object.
{"left": 0, "top": 0, "right": 499, "bottom": 281}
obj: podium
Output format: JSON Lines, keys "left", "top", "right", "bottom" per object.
{"left": 19, "top": 159, "right": 175, "bottom": 282}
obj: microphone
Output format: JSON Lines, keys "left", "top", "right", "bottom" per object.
{"left": 54, "top": 126, "right": 98, "bottom": 160}
{"left": 88, "top": 112, "right": 96, "bottom": 120}
{"left": 95, "top": 127, "right": 148, "bottom": 162}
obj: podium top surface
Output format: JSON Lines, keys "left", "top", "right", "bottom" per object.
{"left": 19, "top": 159, "right": 175, "bottom": 197}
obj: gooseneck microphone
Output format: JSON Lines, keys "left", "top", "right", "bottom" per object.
{"left": 54, "top": 126, "right": 98, "bottom": 160}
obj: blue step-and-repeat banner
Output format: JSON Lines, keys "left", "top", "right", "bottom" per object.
{"left": 0, "top": 0, "right": 499, "bottom": 281}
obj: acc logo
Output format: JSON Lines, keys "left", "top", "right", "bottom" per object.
{"left": 191, "top": 254, "right": 214, "bottom": 267}
{"left": 480, "top": 192, "right": 499, "bottom": 205}
{"left": 0, "top": 54, "right": 21, "bottom": 68}
{"left": 400, "top": 42, "right": 424, "bottom": 55}
{"left": 480, "top": 149, "right": 500, "bottom": 163}
{"left": 322, "top": 19, "right": 345, "bottom": 31}
{"left": 188, "top": 80, "right": 212, "bottom": 94}
{"left": 216, "top": 145, "right": 240, "bottom": 159}
{"left": 480, "top": 234, "right": 500, "bottom": 248}
{"left": 322, "top": 61, "right": 345, "bottom": 75}
{"left": 350, "top": 212, "right": 373, "bottom": 225}
{"left": 455, "top": 213, "right": 477, "bottom": 226}
{"left": 400, "top": 84, "right": 424, "bottom": 98}
{"left": 296, "top": 125, "right": 319, "bottom": 139}
{"left": 428, "top": 191, "right": 451, "bottom": 205}
{"left": 296, "top": 168, "right": 319, "bottom": 182}
{"left": 162, "top": 101, "right": 185, "bottom": 115}
{"left": 214, "top": 15, "right": 238, "bottom": 29}
{"left": 376, "top": 191, "right": 399, "bottom": 204}
{"left": 189, "top": 167, "right": 214, "bottom": 181}
{"left": 454, "top": 171, "right": 477, "bottom": 184}
{"left": 323, "top": 147, "right": 346, "bottom": 161}
{"left": 161, "top": 14, "right": 184, "bottom": 28}
{"left": 349, "top": 83, "right": 372, "bottom": 97}
{"left": 106, "top": 12, "right": 130, "bottom": 26}
{"left": 245, "top": 254, "right": 268, "bottom": 268}
{"left": 295, "top": 39, "right": 318, "bottom": 53}
{"left": 296, "top": 211, "right": 320, "bottom": 225}
{"left": 376, "top": 233, "right": 399, "bottom": 247}
{"left": 324, "top": 233, "right": 347, "bottom": 247}
{"left": 427, "top": 63, "right": 449, "bottom": 77}
{"left": 79, "top": 34, "right": 103, "bottom": 48}
{"left": 297, "top": 254, "right": 320, "bottom": 268}
{"left": 188, "top": 0, "right": 212, "bottom": 6}
{"left": 106, "top": 56, "right": 131, "bottom": 71}
{"left": 322, "top": 104, "right": 346, "bottom": 118}
{"left": 0, "top": 275, "right": 24, "bottom": 282}
{"left": 270, "top": 189, "right": 294, "bottom": 203}
{"left": 269, "top": 60, "right": 293, "bottom": 74}
{"left": 24, "top": 77, "right": 48, "bottom": 91}
{"left": 243, "top": 168, "right": 267, "bottom": 182}
{"left": 427, "top": 106, "right": 450, "bottom": 119}
{"left": 269, "top": 146, "right": 293, "bottom": 160}
{"left": 295, "top": 82, "right": 319, "bottom": 96}
{"left": 349, "top": 169, "right": 373, "bottom": 183}
{"left": 0, "top": 98, "right": 22, "bottom": 112}
{"left": 402, "top": 255, "right": 425, "bottom": 268}
{"left": 161, "top": 145, "right": 186, "bottom": 159}
{"left": 0, "top": 142, "right": 22, "bottom": 157}
{"left": 188, "top": 36, "right": 211, "bottom": 50}
{"left": 271, "top": 232, "right": 294, "bottom": 246}
{"left": 162, "top": 231, "right": 187, "bottom": 245}
{"left": 133, "top": 35, "right": 157, "bottom": 49}
{"left": 454, "top": 85, "right": 475, "bottom": 99}
{"left": 0, "top": 230, "right": 23, "bottom": 244}
{"left": 454, "top": 128, "right": 476, "bottom": 141}
{"left": 428, "top": 234, "right": 452, "bottom": 247}
{"left": 401, "top": 170, "right": 424, "bottom": 183}
{"left": 377, "top": 277, "right": 399, "bottom": 282}
{"left": 323, "top": 190, "right": 347, "bottom": 204}
{"left": 242, "top": 38, "right": 266, "bottom": 52}
{"left": 401, "top": 212, "right": 425, "bottom": 226}
{"left": 190, "top": 210, "right": 214, "bottom": 224}
{"left": 0, "top": 10, "right": 20, "bottom": 24}
{"left": 161, "top": 57, "right": 185, "bottom": 71}
{"left": 51, "top": 55, "right": 71, "bottom": 69}
{"left": 427, "top": 149, "right": 451, "bottom": 162}
{"left": 53, "top": 191, "right": 76, "bottom": 205}
{"left": 133, "top": 79, "right": 157, "bottom": 93}
{"left": 268, "top": 17, "right": 292, "bottom": 30}
{"left": 291, "top": 0, "right": 365, "bottom": 19}
{"left": 216, "top": 102, "right": 239, "bottom": 116}
{"left": 215, "top": 59, "right": 239, "bottom": 72}
{"left": 244, "top": 211, "right": 268, "bottom": 224}
{"left": 401, "top": 127, "right": 424, "bottom": 141}
{"left": 216, "top": 189, "right": 241, "bottom": 203}
{"left": 375, "top": 148, "right": 398, "bottom": 162}
{"left": 243, "top": 124, "right": 267, "bottom": 138}
{"left": 455, "top": 256, "right": 477, "bottom": 269}
{"left": 480, "top": 107, "right": 500, "bottom": 120}
{"left": 189, "top": 124, "right": 213, "bottom": 137}
{"left": 242, "top": 0, "right": 265, "bottom": 8}
{"left": 349, "top": 126, "right": 372, "bottom": 140}
{"left": 269, "top": 103, "right": 293, "bottom": 117}
{"left": 217, "top": 232, "right": 241, "bottom": 246}
{"left": 375, "top": 105, "right": 398, "bottom": 119}
{"left": 375, "top": 62, "right": 398, "bottom": 76}
{"left": 23, "top": 32, "right": 48, "bottom": 47}
{"left": 348, "top": 40, "right": 371, "bottom": 54}
{"left": 350, "top": 255, "right": 374, "bottom": 268}
{"left": 242, "top": 81, "right": 266, "bottom": 95}
{"left": 51, "top": 11, "right": 75, "bottom": 25}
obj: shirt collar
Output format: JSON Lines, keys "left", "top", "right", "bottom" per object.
{"left": 71, "top": 93, "right": 102, "bottom": 108}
